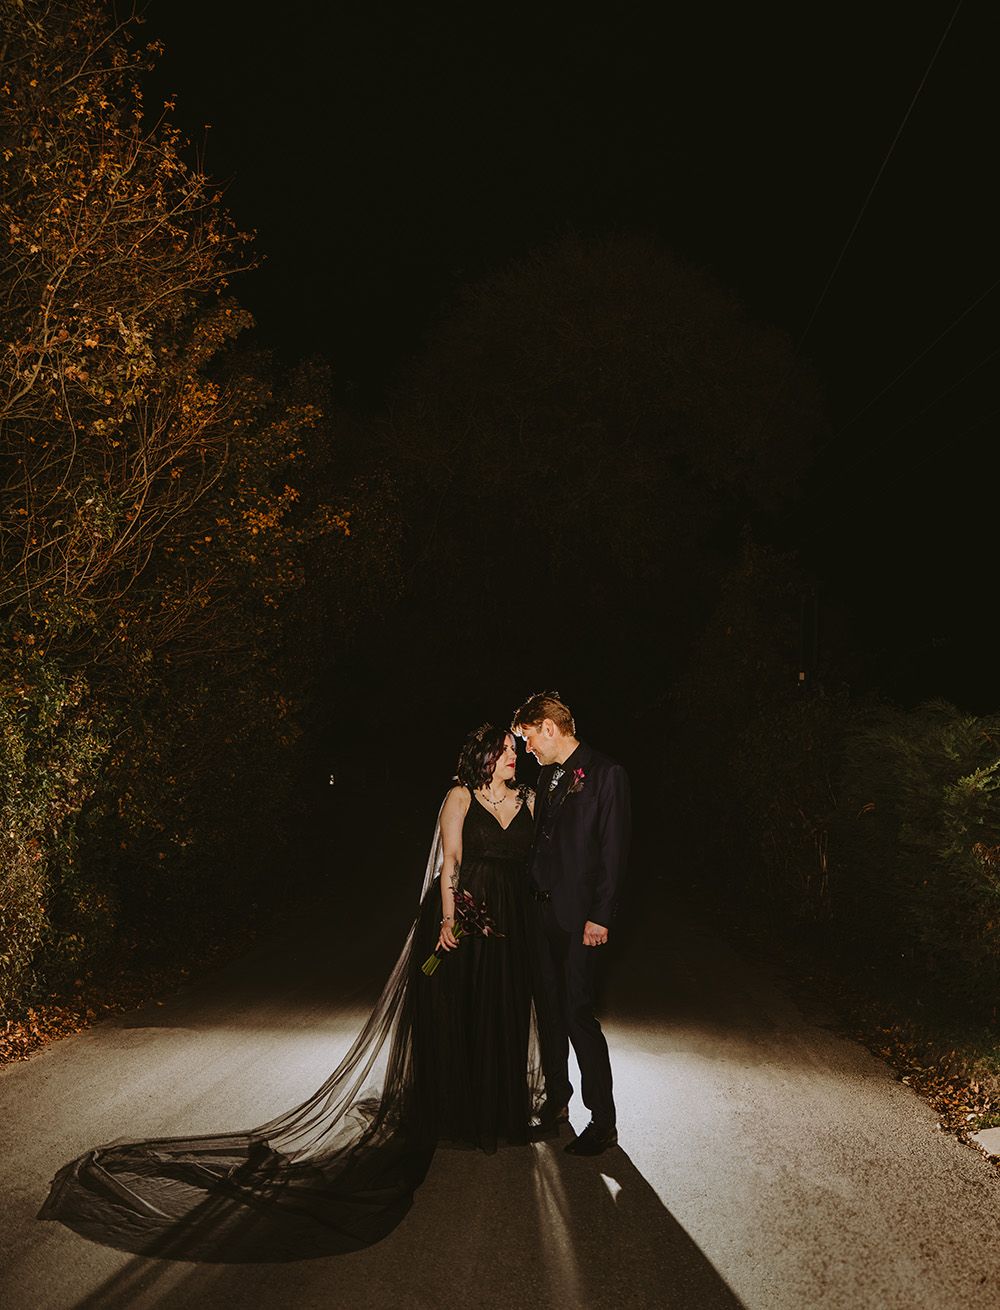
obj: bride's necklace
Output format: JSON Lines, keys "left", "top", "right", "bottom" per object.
{"left": 479, "top": 787, "right": 510, "bottom": 808}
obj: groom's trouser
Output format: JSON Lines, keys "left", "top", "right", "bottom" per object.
{"left": 533, "top": 903, "right": 615, "bottom": 1128}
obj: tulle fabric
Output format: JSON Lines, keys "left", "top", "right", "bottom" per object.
{"left": 38, "top": 793, "right": 543, "bottom": 1262}
{"left": 407, "top": 799, "right": 543, "bottom": 1151}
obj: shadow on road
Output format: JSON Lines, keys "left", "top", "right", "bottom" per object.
{"left": 65, "top": 1131, "right": 744, "bottom": 1309}
{"left": 29, "top": 786, "right": 750, "bottom": 1306}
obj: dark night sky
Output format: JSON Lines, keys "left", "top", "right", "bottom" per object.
{"left": 141, "top": 0, "right": 997, "bottom": 711}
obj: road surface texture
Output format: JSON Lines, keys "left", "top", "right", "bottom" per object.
{"left": 3, "top": 806, "right": 1000, "bottom": 1308}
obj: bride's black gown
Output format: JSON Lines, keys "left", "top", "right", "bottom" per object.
{"left": 38, "top": 793, "right": 543, "bottom": 1261}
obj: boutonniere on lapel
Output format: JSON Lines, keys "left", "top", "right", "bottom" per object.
{"left": 542, "top": 767, "right": 585, "bottom": 839}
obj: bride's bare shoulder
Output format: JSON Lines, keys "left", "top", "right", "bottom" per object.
{"left": 442, "top": 784, "right": 471, "bottom": 815}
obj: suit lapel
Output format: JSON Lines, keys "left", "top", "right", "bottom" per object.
{"left": 540, "top": 744, "right": 590, "bottom": 840}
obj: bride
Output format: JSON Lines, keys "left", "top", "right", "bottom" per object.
{"left": 39, "top": 725, "right": 544, "bottom": 1261}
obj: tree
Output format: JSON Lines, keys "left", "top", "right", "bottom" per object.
{"left": 1, "top": 0, "right": 251, "bottom": 665}
{"left": 378, "top": 231, "right": 828, "bottom": 704}
{"left": 0, "top": 2, "right": 396, "bottom": 1015}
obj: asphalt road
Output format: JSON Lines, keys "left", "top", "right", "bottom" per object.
{"left": 3, "top": 811, "right": 1000, "bottom": 1308}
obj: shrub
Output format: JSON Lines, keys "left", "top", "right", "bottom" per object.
{"left": 833, "top": 701, "right": 1000, "bottom": 1007}
{"left": 0, "top": 653, "right": 108, "bottom": 1012}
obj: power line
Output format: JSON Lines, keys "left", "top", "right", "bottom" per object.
{"left": 792, "top": 0, "right": 965, "bottom": 359}
{"left": 809, "top": 271, "right": 1000, "bottom": 463}
{"left": 755, "top": 270, "right": 1000, "bottom": 529}
{"left": 796, "top": 402, "right": 1000, "bottom": 548}
{"left": 777, "top": 332, "right": 1000, "bottom": 526}
{"left": 752, "top": 0, "right": 966, "bottom": 454}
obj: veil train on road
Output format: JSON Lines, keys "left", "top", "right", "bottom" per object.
{"left": 39, "top": 799, "right": 543, "bottom": 1262}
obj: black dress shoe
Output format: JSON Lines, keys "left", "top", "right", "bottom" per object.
{"left": 564, "top": 1122, "right": 618, "bottom": 1155}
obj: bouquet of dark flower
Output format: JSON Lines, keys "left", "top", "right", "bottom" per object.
{"left": 421, "top": 888, "right": 503, "bottom": 976}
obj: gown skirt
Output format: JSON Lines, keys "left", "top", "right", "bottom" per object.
{"left": 37, "top": 792, "right": 543, "bottom": 1261}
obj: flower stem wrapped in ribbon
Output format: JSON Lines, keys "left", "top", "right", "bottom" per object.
{"left": 421, "top": 888, "right": 503, "bottom": 976}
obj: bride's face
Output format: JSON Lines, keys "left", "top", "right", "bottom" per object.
{"left": 491, "top": 735, "right": 517, "bottom": 786}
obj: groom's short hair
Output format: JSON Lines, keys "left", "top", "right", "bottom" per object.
{"left": 512, "top": 692, "right": 575, "bottom": 737}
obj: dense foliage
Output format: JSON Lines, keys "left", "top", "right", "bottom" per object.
{"left": 731, "top": 695, "right": 1000, "bottom": 1014}
{"left": 6, "top": 4, "right": 997, "bottom": 1052}
{"left": 368, "top": 231, "right": 829, "bottom": 726}
{"left": 0, "top": 1, "right": 395, "bottom": 1017}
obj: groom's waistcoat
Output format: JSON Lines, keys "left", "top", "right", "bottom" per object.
{"left": 529, "top": 741, "right": 631, "bottom": 933}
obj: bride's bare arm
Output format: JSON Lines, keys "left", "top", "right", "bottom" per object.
{"left": 437, "top": 786, "right": 469, "bottom": 950}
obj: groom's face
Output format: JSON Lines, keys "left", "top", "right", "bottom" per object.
{"left": 519, "top": 720, "right": 557, "bottom": 766}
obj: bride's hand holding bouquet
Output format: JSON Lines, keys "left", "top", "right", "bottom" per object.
{"left": 422, "top": 888, "right": 502, "bottom": 977}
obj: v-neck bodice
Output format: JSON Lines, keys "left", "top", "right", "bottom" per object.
{"left": 463, "top": 791, "right": 533, "bottom": 864}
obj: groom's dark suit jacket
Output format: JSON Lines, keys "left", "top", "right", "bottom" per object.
{"left": 530, "top": 741, "right": 631, "bottom": 933}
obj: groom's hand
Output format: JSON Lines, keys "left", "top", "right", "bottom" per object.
{"left": 583, "top": 920, "right": 608, "bottom": 947}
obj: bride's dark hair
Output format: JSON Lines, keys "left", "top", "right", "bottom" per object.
{"left": 456, "top": 723, "right": 513, "bottom": 791}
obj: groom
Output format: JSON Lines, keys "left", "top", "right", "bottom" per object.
{"left": 512, "top": 692, "right": 631, "bottom": 1156}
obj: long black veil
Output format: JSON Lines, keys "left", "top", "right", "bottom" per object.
{"left": 37, "top": 803, "right": 460, "bottom": 1262}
